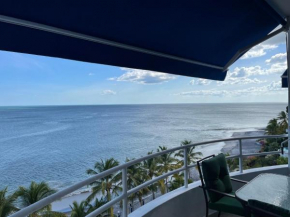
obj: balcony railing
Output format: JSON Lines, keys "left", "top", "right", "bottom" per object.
{"left": 10, "top": 134, "right": 287, "bottom": 217}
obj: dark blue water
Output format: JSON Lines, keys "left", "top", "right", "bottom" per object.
{"left": 0, "top": 103, "right": 286, "bottom": 192}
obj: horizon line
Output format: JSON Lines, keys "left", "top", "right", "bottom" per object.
{"left": 0, "top": 101, "right": 287, "bottom": 107}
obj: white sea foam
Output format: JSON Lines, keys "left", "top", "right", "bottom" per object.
{"left": 0, "top": 125, "right": 69, "bottom": 142}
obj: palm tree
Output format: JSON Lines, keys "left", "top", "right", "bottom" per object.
{"left": 126, "top": 158, "right": 148, "bottom": 206}
{"left": 168, "top": 173, "right": 184, "bottom": 191}
{"left": 126, "top": 158, "right": 145, "bottom": 190}
{"left": 17, "top": 181, "right": 56, "bottom": 217}
{"left": 175, "top": 140, "right": 202, "bottom": 178}
{"left": 89, "top": 197, "right": 109, "bottom": 216}
{"left": 0, "top": 187, "right": 19, "bottom": 217}
{"left": 70, "top": 201, "right": 91, "bottom": 217}
{"left": 86, "top": 158, "right": 122, "bottom": 217}
{"left": 70, "top": 198, "right": 108, "bottom": 217}
{"left": 168, "top": 173, "right": 193, "bottom": 191}
{"left": 156, "top": 146, "right": 177, "bottom": 192}
{"left": 42, "top": 211, "right": 67, "bottom": 217}
{"left": 142, "top": 152, "right": 165, "bottom": 199}
{"left": 277, "top": 111, "right": 288, "bottom": 133}
{"left": 266, "top": 118, "right": 280, "bottom": 135}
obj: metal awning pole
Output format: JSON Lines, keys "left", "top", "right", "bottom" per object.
{"left": 287, "top": 17, "right": 290, "bottom": 173}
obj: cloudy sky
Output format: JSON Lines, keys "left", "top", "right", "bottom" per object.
{"left": 0, "top": 31, "right": 288, "bottom": 106}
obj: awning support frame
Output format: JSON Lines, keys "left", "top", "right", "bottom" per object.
{"left": 223, "top": 25, "right": 288, "bottom": 71}
{"left": 0, "top": 15, "right": 224, "bottom": 71}
{"left": 286, "top": 17, "right": 290, "bottom": 173}
{"left": 0, "top": 15, "right": 287, "bottom": 77}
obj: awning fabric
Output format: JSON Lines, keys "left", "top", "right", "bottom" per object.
{"left": 0, "top": 0, "right": 284, "bottom": 80}
{"left": 282, "top": 70, "right": 288, "bottom": 88}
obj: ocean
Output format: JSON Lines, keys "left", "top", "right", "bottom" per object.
{"left": 0, "top": 103, "right": 286, "bottom": 193}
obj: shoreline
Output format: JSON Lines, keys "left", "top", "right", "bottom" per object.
{"left": 221, "top": 130, "right": 265, "bottom": 155}
{"left": 52, "top": 129, "right": 265, "bottom": 213}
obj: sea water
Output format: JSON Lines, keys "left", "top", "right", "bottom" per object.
{"left": 0, "top": 103, "right": 286, "bottom": 193}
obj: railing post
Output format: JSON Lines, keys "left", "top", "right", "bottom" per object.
{"left": 239, "top": 139, "right": 243, "bottom": 173}
{"left": 122, "top": 168, "right": 128, "bottom": 217}
{"left": 286, "top": 17, "right": 290, "bottom": 174}
{"left": 184, "top": 147, "right": 188, "bottom": 188}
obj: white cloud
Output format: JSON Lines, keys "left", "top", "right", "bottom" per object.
{"left": 101, "top": 90, "right": 116, "bottom": 95}
{"left": 178, "top": 89, "right": 228, "bottom": 97}
{"left": 241, "top": 44, "right": 278, "bottom": 59}
{"left": 225, "top": 53, "right": 286, "bottom": 80}
{"left": 177, "top": 81, "right": 284, "bottom": 97}
{"left": 265, "top": 53, "right": 286, "bottom": 64}
{"left": 265, "top": 63, "right": 286, "bottom": 74}
{"left": 265, "top": 53, "right": 287, "bottom": 74}
{"left": 218, "top": 77, "right": 267, "bottom": 86}
{"left": 190, "top": 79, "right": 212, "bottom": 86}
{"left": 192, "top": 63, "right": 280, "bottom": 86}
{"left": 217, "top": 66, "right": 267, "bottom": 85}
{"left": 88, "top": 73, "right": 95, "bottom": 76}
{"left": 230, "top": 66, "right": 265, "bottom": 77}
{"left": 241, "top": 27, "right": 285, "bottom": 60}
{"left": 109, "top": 68, "right": 176, "bottom": 84}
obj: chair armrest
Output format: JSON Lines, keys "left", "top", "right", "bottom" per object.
{"left": 199, "top": 186, "right": 235, "bottom": 198}
{"left": 230, "top": 178, "right": 248, "bottom": 184}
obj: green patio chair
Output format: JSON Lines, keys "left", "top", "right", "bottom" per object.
{"left": 248, "top": 199, "right": 290, "bottom": 217}
{"left": 197, "top": 153, "right": 248, "bottom": 217}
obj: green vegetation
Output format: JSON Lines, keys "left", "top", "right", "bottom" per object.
{"left": 0, "top": 182, "right": 63, "bottom": 217}
{"left": 175, "top": 140, "right": 202, "bottom": 179}
{"left": 0, "top": 140, "right": 202, "bottom": 216}
{"left": 70, "top": 201, "right": 90, "bottom": 217}
{"left": 69, "top": 197, "right": 109, "bottom": 217}
{"left": 126, "top": 158, "right": 149, "bottom": 206}
{"left": 17, "top": 181, "right": 57, "bottom": 217}
{"left": 227, "top": 108, "right": 288, "bottom": 172}
{"left": 86, "top": 158, "right": 122, "bottom": 216}
{"left": 0, "top": 187, "right": 18, "bottom": 217}
{"left": 84, "top": 140, "right": 201, "bottom": 216}
{"left": 142, "top": 151, "right": 165, "bottom": 200}
{"left": 156, "top": 146, "right": 178, "bottom": 192}
{"left": 42, "top": 211, "right": 67, "bottom": 217}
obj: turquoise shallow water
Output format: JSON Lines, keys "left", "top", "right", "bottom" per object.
{"left": 0, "top": 103, "right": 286, "bottom": 192}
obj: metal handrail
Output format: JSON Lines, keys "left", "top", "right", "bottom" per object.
{"left": 10, "top": 134, "right": 287, "bottom": 217}
{"left": 281, "top": 139, "right": 290, "bottom": 154}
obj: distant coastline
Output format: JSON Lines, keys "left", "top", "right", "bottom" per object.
{"left": 222, "top": 130, "right": 265, "bottom": 155}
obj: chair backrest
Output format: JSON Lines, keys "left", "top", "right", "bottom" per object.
{"left": 248, "top": 200, "right": 290, "bottom": 217}
{"left": 198, "top": 153, "right": 232, "bottom": 202}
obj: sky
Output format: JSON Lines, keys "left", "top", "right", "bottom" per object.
{"left": 0, "top": 30, "right": 288, "bottom": 106}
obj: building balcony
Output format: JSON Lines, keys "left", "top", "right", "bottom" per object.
{"left": 9, "top": 134, "right": 288, "bottom": 217}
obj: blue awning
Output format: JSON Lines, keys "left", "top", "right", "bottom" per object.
{"left": 282, "top": 70, "right": 288, "bottom": 88}
{"left": 0, "top": 0, "right": 285, "bottom": 80}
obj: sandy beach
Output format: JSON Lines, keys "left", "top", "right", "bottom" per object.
{"left": 52, "top": 191, "right": 91, "bottom": 213}
{"left": 52, "top": 129, "right": 266, "bottom": 214}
